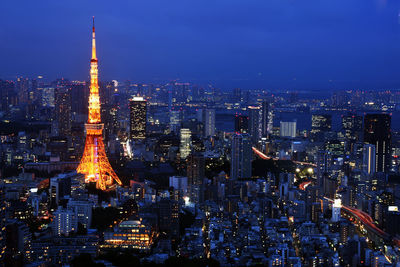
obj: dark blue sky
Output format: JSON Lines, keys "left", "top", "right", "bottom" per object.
{"left": 1, "top": 0, "right": 400, "bottom": 89}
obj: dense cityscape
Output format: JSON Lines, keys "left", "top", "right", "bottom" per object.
{"left": 3, "top": 1, "right": 400, "bottom": 266}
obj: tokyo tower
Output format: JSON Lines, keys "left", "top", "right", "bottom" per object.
{"left": 77, "top": 18, "right": 122, "bottom": 190}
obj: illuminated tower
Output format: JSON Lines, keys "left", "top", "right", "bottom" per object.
{"left": 77, "top": 18, "right": 122, "bottom": 190}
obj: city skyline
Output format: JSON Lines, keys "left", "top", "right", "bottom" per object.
{"left": 1, "top": 0, "right": 400, "bottom": 89}
{"left": 3, "top": 2, "right": 400, "bottom": 266}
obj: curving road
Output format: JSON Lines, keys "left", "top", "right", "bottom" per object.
{"left": 252, "top": 147, "right": 316, "bottom": 167}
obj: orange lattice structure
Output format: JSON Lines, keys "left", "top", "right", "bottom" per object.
{"left": 77, "top": 18, "right": 122, "bottom": 190}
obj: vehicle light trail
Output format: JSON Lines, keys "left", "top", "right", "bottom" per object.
{"left": 252, "top": 147, "right": 316, "bottom": 167}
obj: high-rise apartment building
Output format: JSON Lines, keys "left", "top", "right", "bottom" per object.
{"left": 180, "top": 128, "right": 192, "bottom": 159}
{"left": 52, "top": 207, "right": 77, "bottom": 236}
{"left": 280, "top": 121, "right": 296, "bottom": 138}
{"left": 203, "top": 109, "right": 215, "bottom": 137}
{"left": 230, "top": 133, "right": 252, "bottom": 179}
{"left": 55, "top": 86, "right": 71, "bottom": 137}
{"left": 235, "top": 114, "right": 249, "bottom": 134}
{"left": 187, "top": 153, "right": 205, "bottom": 203}
{"left": 248, "top": 106, "right": 261, "bottom": 144}
{"left": 129, "top": 96, "right": 147, "bottom": 140}
{"left": 261, "top": 101, "right": 270, "bottom": 136}
{"left": 311, "top": 114, "right": 332, "bottom": 141}
{"left": 362, "top": 144, "right": 376, "bottom": 176}
{"left": 363, "top": 114, "right": 391, "bottom": 173}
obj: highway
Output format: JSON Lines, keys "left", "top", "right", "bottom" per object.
{"left": 252, "top": 147, "right": 316, "bottom": 167}
{"left": 324, "top": 197, "right": 391, "bottom": 242}
{"left": 252, "top": 146, "right": 400, "bottom": 246}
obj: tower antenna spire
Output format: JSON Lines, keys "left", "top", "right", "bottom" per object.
{"left": 91, "top": 16, "right": 96, "bottom": 60}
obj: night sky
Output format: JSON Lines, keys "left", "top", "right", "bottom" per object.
{"left": 1, "top": 0, "right": 400, "bottom": 89}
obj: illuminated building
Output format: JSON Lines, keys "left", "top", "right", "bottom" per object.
{"left": 158, "top": 199, "right": 180, "bottom": 242}
{"left": 311, "top": 114, "right": 332, "bottom": 141}
{"left": 0, "top": 80, "right": 16, "bottom": 113}
{"left": 341, "top": 114, "right": 363, "bottom": 143}
{"left": 67, "top": 200, "right": 93, "bottom": 230}
{"left": 55, "top": 86, "right": 71, "bottom": 137}
{"left": 77, "top": 18, "right": 122, "bottom": 190}
{"left": 280, "top": 121, "right": 296, "bottom": 138}
{"left": 363, "top": 114, "right": 391, "bottom": 173}
{"left": 260, "top": 101, "right": 271, "bottom": 136}
{"left": 169, "top": 110, "right": 181, "bottom": 132}
{"left": 52, "top": 207, "right": 77, "bottom": 236}
{"left": 332, "top": 198, "right": 341, "bottom": 222}
{"left": 103, "top": 220, "right": 154, "bottom": 251}
{"left": 362, "top": 144, "right": 376, "bottom": 175}
{"left": 203, "top": 109, "right": 215, "bottom": 137}
{"left": 42, "top": 86, "right": 55, "bottom": 107}
{"left": 230, "top": 133, "right": 252, "bottom": 179}
{"left": 180, "top": 128, "right": 192, "bottom": 159}
{"left": 324, "top": 140, "right": 344, "bottom": 160}
{"left": 129, "top": 96, "right": 147, "bottom": 140}
{"left": 234, "top": 114, "right": 248, "bottom": 134}
{"left": 248, "top": 106, "right": 261, "bottom": 144}
{"left": 49, "top": 173, "right": 71, "bottom": 209}
{"left": 187, "top": 153, "right": 205, "bottom": 204}
{"left": 16, "top": 77, "right": 30, "bottom": 104}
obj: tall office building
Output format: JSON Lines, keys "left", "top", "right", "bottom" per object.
{"left": 332, "top": 198, "right": 341, "bottom": 222}
{"left": 260, "top": 101, "right": 270, "bottom": 136}
{"left": 54, "top": 86, "right": 71, "bottom": 137}
{"left": 235, "top": 114, "right": 249, "bottom": 134}
{"left": 248, "top": 106, "right": 261, "bottom": 144}
{"left": 129, "top": 96, "right": 147, "bottom": 140}
{"left": 230, "top": 133, "right": 252, "bottom": 179}
{"left": 49, "top": 173, "right": 72, "bottom": 209}
{"left": 42, "top": 87, "right": 55, "bottom": 107}
{"left": 187, "top": 153, "right": 205, "bottom": 203}
{"left": 158, "top": 199, "right": 180, "bottom": 243}
{"left": 70, "top": 81, "right": 88, "bottom": 116}
{"left": 0, "top": 80, "right": 16, "bottom": 113}
{"left": 342, "top": 114, "right": 363, "bottom": 142}
{"left": 16, "top": 77, "right": 30, "bottom": 105}
{"left": 170, "top": 110, "right": 181, "bottom": 132}
{"left": 363, "top": 114, "right": 391, "bottom": 173}
{"left": 203, "top": 109, "right": 216, "bottom": 137}
{"left": 362, "top": 144, "right": 376, "bottom": 176}
{"left": 280, "top": 121, "right": 296, "bottom": 138}
{"left": 311, "top": 114, "right": 332, "bottom": 141}
{"left": 180, "top": 128, "right": 192, "bottom": 159}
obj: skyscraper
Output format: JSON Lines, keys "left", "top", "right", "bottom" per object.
{"left": 234, "top": 114, "right": 249, "bottom": 134}
{"left": 54, "top": 86, "right": 71, "bottom": 137}
{"left": 230, "top": 133, "right": 252, "bottom": 179}
{"left": 187, "top": 153, "right": 205, "bottom": 203}
{"left": 0, "top": 80, "right": 16, "bottom": 113}
{"left": 311, "top": 114, "right": 332, "bottom": 141}
{"left": 203, "top": 109, "right": 215, "bottom": 137}
{"left": 180, "top": 128, "right": 192, "bottom": 159}
{"left": 16, "top": 77, "right": 30, "bottom": 105}
{"left": 362, "top": 144, "right": 376, "bottom": 176}
{"left": 248, "top": 106, "right": 261, "bottom": 144}
{"left": 363, "top": 114, "right": 391, "bottom": 173}
{"left": 280, "top": 121, "right": 297, "bottom": 138}
{"left": 260, "top": 101, "right": 269, "bottom": 137}
{"left": 129, "top": 96, "right": 147, "bottom": 140}
{"left": 77, "top": 18, "right": 122, "bottom": 190}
